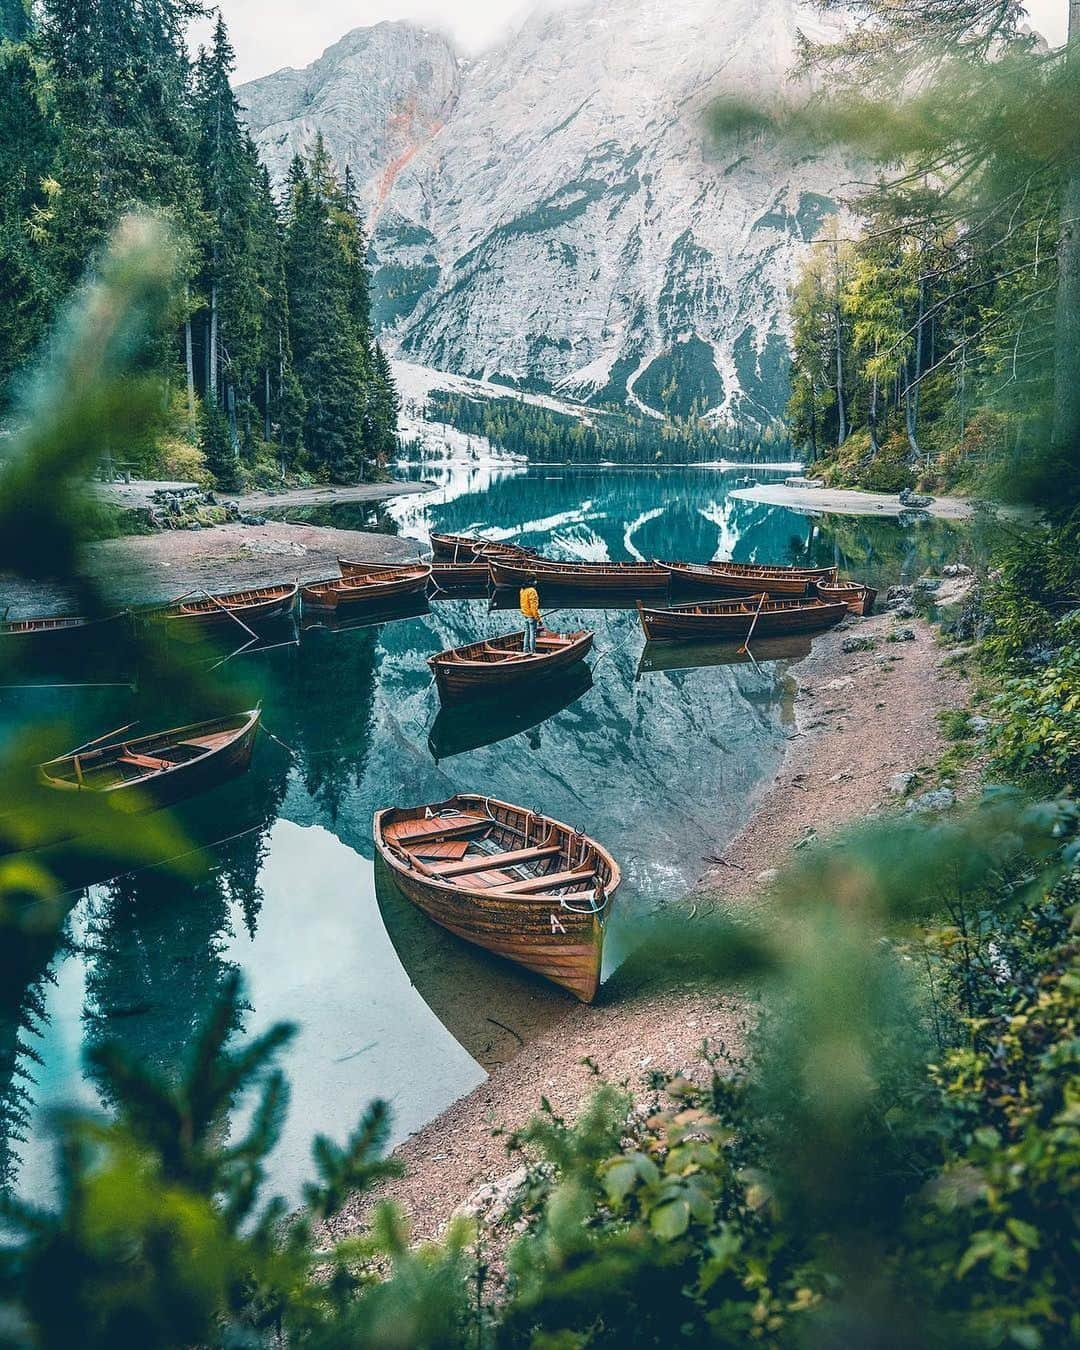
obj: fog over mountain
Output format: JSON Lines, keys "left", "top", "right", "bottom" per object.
{"left": 239, "top": 0, "right": 852, "bottom": 423}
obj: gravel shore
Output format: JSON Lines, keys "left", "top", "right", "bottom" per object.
{"left": 326, "top": 606, "right": 970, "bottom": 1247}
{"left": 729, "top": 483, "right": 975, "bottom": 518}
{"left": 2, "top": 519, "right": 423, "bottom": 616}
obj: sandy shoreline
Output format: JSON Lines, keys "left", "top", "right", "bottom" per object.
{"left": 326, "top": 606, "right": 970, "bottom": 1246}
{"left": 729, "top": 483, "right": 975, "bottom": 518}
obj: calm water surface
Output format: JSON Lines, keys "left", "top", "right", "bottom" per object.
{"left": 1, "top": 463, "right": 966, "bottom": 1201}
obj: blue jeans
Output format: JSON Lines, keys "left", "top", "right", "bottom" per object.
{"left": 523, "top": 618, "right": 538, "bottom": 653}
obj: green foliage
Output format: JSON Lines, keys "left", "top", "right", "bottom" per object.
{"left": 283, "top": 140, "right": 398, "bottom": 482}
{"left": 423, "top": 390, "right": 790, "bottom": 466}
{"left": 745, "top": 2, "right": 1080, "bottom": 496}
{"left": 0, "top": 2, "right": 398, "bottom": 486}
{"left": 988, "top": 613, "right": 1080, "bottom": 791}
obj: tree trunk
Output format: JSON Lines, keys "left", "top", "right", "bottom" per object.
{"left": 265, "top": 366, "right": 272, "bottom": 442}
{"left": 834, "top": 302, "right": 847, "bottom": 447}
{"left": 1052, "top": 0, "right": 1080, "bottom": 457}
{"left": 869, "top": 369, "right": 880, "bottom": 455}
{"left": 209, "top": 282, "right": 219, "bottom": 403}
{"left": 184, "top": 317, "right": 196, "bottom": 427}
{"left": 905, "top": 277, "right": 926, "bottom": 461}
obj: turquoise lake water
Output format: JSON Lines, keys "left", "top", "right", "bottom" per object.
{"left": 0, "top": 462, "right": 966, "bottom": 1202}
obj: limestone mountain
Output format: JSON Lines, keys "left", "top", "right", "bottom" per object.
{"left": 239, "top": 0, "right": 848, "bottom": 423}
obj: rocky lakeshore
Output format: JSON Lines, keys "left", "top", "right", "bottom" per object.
{"left": 3, "top": 481, "right": 431, "bottom": 616}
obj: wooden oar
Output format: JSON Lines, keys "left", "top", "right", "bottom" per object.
{"left": 67, "top": 721, "right": 138, "bottom": 756}
{"left": 737, "top": 591, "right": 768, "bottom": 655}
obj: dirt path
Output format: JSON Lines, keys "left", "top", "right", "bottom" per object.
{"left": 326, "top": 607, "right": 969, "bottom": 1247}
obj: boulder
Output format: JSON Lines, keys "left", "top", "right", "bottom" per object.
{"left": 889, "top": 772, "right": 916, "bottom": 797}
{"left": 841, "top": 635, "right": 877, "bottom": 653}
{"left": 906, "top": 788, "right": 957, "bottom": 814}
{"left": 887, "top": 627, "right": 917, "bottom": 643}
{"left": 899, "top": 487, "right": 934, "bottom": 508}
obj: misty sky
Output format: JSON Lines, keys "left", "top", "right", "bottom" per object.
{"left": 217, "top": 0, "right": 1070, "bottom": 86}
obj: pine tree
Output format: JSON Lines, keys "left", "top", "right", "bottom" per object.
{"left": 369, "top": 341, "right": 401, "bottom": 462}
{"left": 199, "top": 400, "right": 239, "bottom": 492}
{"left": 284, "top": 140, "right": 371, "bottom": 481}
{"left": 0, "top": 37, "right": 56, "bottom": 402}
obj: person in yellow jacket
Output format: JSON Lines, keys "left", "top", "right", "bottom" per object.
{"left": 520, "top": 575, "right": 542, "bottom": 653}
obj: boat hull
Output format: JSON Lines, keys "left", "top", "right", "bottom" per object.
{"left": 374, "top": 794, "right": 619, "bottom": 1002}
{"left": 815, "top": 582, "right": 877, "bottom": 616}
{"left": 427, "top": 562, "right": 492, "bottom": 595}
{"left": 661, "top": 562, "right": 838, "bottom": 596}
{"left": 302, "top": 567, "right": 431, "bottom": 611}
{"left": 39, "top": 710, "right": 261, "bottom": 810}
{"left": 429, "top": 630, "right": 594, "bottom": 703}
{"left": 0, "top": 611, "right": 132, "bottom": 655}
{"left": 489, "top": 557, "right": 669, "bottom": 594}
{"left": 637, "top": 597, "right": 848, "bottom": 641}
{"left": 429, "top": 533, "right": 530, "bottom": 563}
{"left": 156, "top": 585, "right": 299, "bottom": 638}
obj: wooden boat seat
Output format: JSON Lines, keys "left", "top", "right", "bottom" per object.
{"left": 394, "top": 815, "right": 489, "bottom": 845}
{"left": 118, "top": 752, "right": 174, "bottom": 771}
{"left": 428, "top": 844, "right": 561, "bottom": 878}
{"left": 411, "top": 839, "right": 471, "bottom": 861}
{"left": 486, "top": 867, "right": 595, "bottom": 895}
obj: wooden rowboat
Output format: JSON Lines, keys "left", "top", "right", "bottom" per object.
{"left": 373, "top": 794, "right": 620, "bottom": 1001}
{"left": 154, "top": 583, "right": 298, "bottom": 636}
{"left": 39, "top": 709, "right": 261, "bottom": 807}
{"left": 660, "top": 561, "right": 838, "bottom": 596}
{"left": 489, "top": 556, "right": 670, "bottom": 594}
{"left": 0, "top": 611, "right": 131, "bottom": 648}
{"left": 428, "top": 629, "right": 594, "bottom": 703}
{"left": 304, "top": 562, "right": 431, "bottom": 611}
{"left": 428, "top": 561, "right": 493, "bottom": 593}
{"left": 815, "top": 580, "right": 877, "bottom": 615}
{"left": 429, "top": 532, "right": 531, "bottom": 562}
{"left": 636, "top": 595, "right": 849, "bottom": 642}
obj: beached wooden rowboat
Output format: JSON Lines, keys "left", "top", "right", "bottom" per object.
{"left": 39, "top": 709, "right": 261, "bottom": 807}
{"left": 429, "top": 532, "right": 531, "bottom": 562}
{"left": 814, "top": 580, "right": 877, "bottom": 615}
{"left": 154, "top": 583, "right": 299, "bottom": 636}
{"left": 373, "top": 794, "right": 620, "bottom": 1001}
{"left": 304, "top": 562, "right": 431, "bottom": 611}
{"left": 428, "top": 629, "right": 594, "bottom": 703}
{"left": 660, "top": 560, "right": 838, "bottom": 596}
{"left": 489, "top": 556, "right": 670, "bottom": 594}
{"left": 636, "top": 594, "right": 849, "bottom": 642}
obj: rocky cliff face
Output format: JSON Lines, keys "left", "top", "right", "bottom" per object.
{"left": 239, "top": 0, "right": 848, "bottom": 423}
